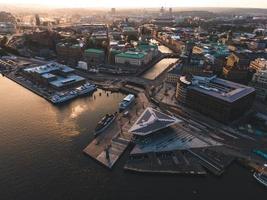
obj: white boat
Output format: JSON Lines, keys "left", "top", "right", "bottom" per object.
{"left": 51, "top": 83, "right": 97, "bottom": 104}
{"left": 76, "top": 83, "right": 97, "bottom": 96}
{"left": 119, "top": 94, "right": 135, "bottom": 111}
{"left": 51, "top": 92, "right": 77, "bottom": 104}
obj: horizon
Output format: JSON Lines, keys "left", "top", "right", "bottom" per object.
{"left": 0, "top": 0, "right": 267, "bottom": 9}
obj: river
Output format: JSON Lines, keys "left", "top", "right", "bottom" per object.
{"left": 142, "top": 40, "right": 177, "bottom": 80}
{"left": 142, "top": 58, "right": 178, "bottom": 80}
{"left": 0, "top": 76, "right": 266, "bottom": 200}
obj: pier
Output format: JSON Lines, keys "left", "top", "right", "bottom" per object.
{"left": 124, "top": 150, "right": 207, "bottom": 175}
{"left": 83, "top": 92, "right": 150, "bottom": 168}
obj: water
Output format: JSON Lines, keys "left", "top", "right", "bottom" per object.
{"left": 150, "top": 39, "right": 174, "bottom": 53}
{"left": 142, "top": 58, "right": 178, "bottom": 80}
{"left": 142, "top": 40, "right": 177, "bottom": 80}
{"left": 0, "top": 76, "right": 266, "bottom": 200}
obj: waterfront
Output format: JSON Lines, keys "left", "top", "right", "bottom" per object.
{"left": 0, "top": 76, "right": 266, "bottom": 200}
{"left": 150, "top": 39, "right": 174, "bottom": 53}
{"left": 142, "top": 40, "right": 178, "bottom": 80}
{"left": 142, "top": 58, "right": 178, "bottom": 80}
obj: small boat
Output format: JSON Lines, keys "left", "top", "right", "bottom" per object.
{"left": 253, "top": 164, "right": 267, "bottom": 187}
{"left": 94, "top": 113, "right": 116, "bottom": 137}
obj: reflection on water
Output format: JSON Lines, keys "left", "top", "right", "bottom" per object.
{"left": 0, "top": 76, "right": 124, "bottom": 153}
{"left": 158, "top": 45, "right": 174, "bottom": 53}
{"left": 0, "top": 76, "right": 265, "bottom": 200}
{"left": 150, "top": 39, "right": 174, "bottom": 54}
{"left": 143, "top": 40, "right": 177, "bottom": 80}
{"left": 70, "top": 104, "right": 87, "bottom": 119}
{"left": 142, "top": 58, "right": 178, "bottom": 80}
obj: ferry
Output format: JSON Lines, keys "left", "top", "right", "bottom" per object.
{"left": 253, "top": 164, "right": 267, "bottom": 187}
{"left": 119, "top": 94, "right": 135, "bottom": 111}
{"left": 51, "top": 83, "right": 97, "bottom": 104}
{"left": 76, "top": 83, "right": 97, "bottom": 96}
{"left": 94, "top": 113, "right": 116, "bottom": 137}
{"left": 51, "top": 92, "right": 77, "bottom": 104}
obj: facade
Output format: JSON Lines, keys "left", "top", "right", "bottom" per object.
{"left": 250, "top": 70, "right": 267, "bottom": 101}
{"left": 176, "top": 75, "right": 255, "bottom": 123}
{"left": 223, "top": 52, "right": 267, "bottom": 84}
{"left": 223, "top": 53, "right": 251, "bottom": 83}
{"left": 56, "top": 43, "right": 83, "bottom": 67}
{"left": 181, "top": 54, "right": 206, "bottom": 75}
{"left": 84, "top": 48, "right": 105, "bottom": 66}
{"left": 165, "top": 64, "right": 182, "bottom": 84}
{"left": 108, "top": 48, "right": 122, "bottom": 65}
{"left": 122, "top": 27, "right": 138, "bottom": 37}
{"left": 77, "top": 61, "right": 88, "bottom": 70}
{"left": 115, "top": 51, "right": 147, "bottom": 67}
{"left": 250, "top": 58, "right": 267, "bottom": 72}
{"left": 0, "top": 22, "right": 16, "bottom": 34}
{"left": 137, "top": 43, "right": 159, "bottom": 58}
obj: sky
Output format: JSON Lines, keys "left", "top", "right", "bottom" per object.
{"left": 0, "top": 0, "right": 267, "bottom": 8}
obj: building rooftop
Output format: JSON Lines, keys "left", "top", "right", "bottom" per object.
{"left": 49, "top": 75, "right": 85, "bottom": 88}
{"left": 41, "top": 73, "right": 56, "bottom": 79}
{"left": 116, "top": 51, "right": 145, "bottom": 59}
{"left": 129, "top": 107, "right": 181, "bottom": 136}
{"left": 85, "top": 48, "right": 104, "bottom": 54}
{"left": 186, "top": 75, "right": 255, "bottom": 103}
{"left": 24, "top": 63, "right": 75, "bottom": 75}
{"left": 138, "top": 44, "right": 158, "bottom": 52}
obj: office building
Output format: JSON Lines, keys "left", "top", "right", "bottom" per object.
{"left": 176, "top": 75, "right": 255, "bottom": 123}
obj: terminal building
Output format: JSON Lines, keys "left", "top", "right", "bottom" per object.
{"left": 128, "top": 107, "right": 217, "bottom": 154}
{"left": 129, "top": 107, "right": 181, "bottom": 137}
{"left": 176, "top": 75, "right": 255, "bottom": 123}
{"left": 22, "top": 63, "right": 85, "bottom": 90}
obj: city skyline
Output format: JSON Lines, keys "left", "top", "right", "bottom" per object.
{"left": 1, "top": 0, "right": 267, "bottom": 8}
{"left": 0, "top": 3, "right": 267, "bottom": 200}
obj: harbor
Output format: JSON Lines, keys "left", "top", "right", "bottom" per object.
{"left": 83, "top": 92, "right": 150, "bottom": 168}
{"left": 5, "top": 72, "right": 97, "bottom": 104}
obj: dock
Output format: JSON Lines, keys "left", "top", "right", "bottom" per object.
{"left": 124, "top": 150, "right": 207, "bottom": 175}
{"left": 83, "top": 92, "right": 150, "bottom": 168}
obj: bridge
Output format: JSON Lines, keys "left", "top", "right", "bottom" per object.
{"left": 162, "top": 53, "right": 180, "bottom": 58}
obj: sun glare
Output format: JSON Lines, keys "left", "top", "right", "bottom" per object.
{"left": 0, "top": 0, "right": 266, "bottom": 8}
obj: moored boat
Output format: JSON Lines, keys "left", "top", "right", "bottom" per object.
{"left": 119, "top": 94, "right": 135, "bottom": 111}
{"left": 94, "top": 113, "right": 116, "bottom": 137}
